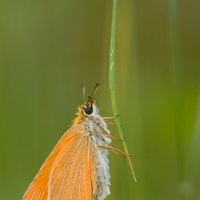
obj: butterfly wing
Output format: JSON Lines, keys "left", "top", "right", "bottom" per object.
{"left": 23, "top": 125, "right": 96, "bottom": 200}
{"left": 23, "top": 134, "right": 64, "bottom": 200}
{"left": 48, "top": 127, "right": 97, "bottom": 200}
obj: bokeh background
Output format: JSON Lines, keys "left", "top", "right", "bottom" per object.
{"left": 0, "top": 0, "right": 200, "bottom": 199}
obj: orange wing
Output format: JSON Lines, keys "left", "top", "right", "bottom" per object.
{"left": 23, "top": 125, "right": 96, "bottom": 200}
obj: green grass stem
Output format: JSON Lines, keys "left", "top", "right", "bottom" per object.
{"left": 108, "top": 0, "right": 137, "bottom": 182}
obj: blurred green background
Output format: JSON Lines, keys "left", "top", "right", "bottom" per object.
{"left": 0, "top": 0, "right": 200, "bottom": 199}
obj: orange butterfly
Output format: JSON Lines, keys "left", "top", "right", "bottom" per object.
{"left": 23, "top": 83, "right": 136, "bottom": 200}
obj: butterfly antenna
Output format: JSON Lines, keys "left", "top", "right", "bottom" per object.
{"left": 90, "top": 83, "right": 100, "bottom": 99}
{"left": 81, "top": 83, "right": 85, "bottom": 102}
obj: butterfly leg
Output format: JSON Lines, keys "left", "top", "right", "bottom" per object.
{"left": 97, "top": 123, "right": 126, "bottom": 142}
{"left": 98, "top": 145, "right": 137, "bottom": 182}
{"left": 103, "top": 114, "right": 120, "bottom": 125}
{"left": 102, "top": 114, "right": 120, "bottom": 121}
{"left": 98, "top": 145, "right": 133, "bottom": 158}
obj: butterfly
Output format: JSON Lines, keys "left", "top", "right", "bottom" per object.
{"left": 23, "top": 83, "right": 136, "bottom": 200}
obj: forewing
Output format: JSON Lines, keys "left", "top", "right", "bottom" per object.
{"left": 23, "top": 126, "right": 84, "bottom": 200}
{"left": 48, "top": 130, "right": 97, "bottom": 200}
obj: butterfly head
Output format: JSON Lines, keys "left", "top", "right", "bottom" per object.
{"left": 82, "top": 97, "right": 99, "bottom": 116}
{"left": 80, "top": 83, "right": 100, "bottom": 116}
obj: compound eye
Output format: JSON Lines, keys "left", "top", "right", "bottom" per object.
{"left": 84, "top": 104, "right": 93, "bottom": 115}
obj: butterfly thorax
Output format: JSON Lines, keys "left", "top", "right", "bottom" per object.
{"left": 72, "top": 98, "right": 112, "bottom": 146}
{"left": 72, "top": 98, "right": 111, "bottom": 200}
